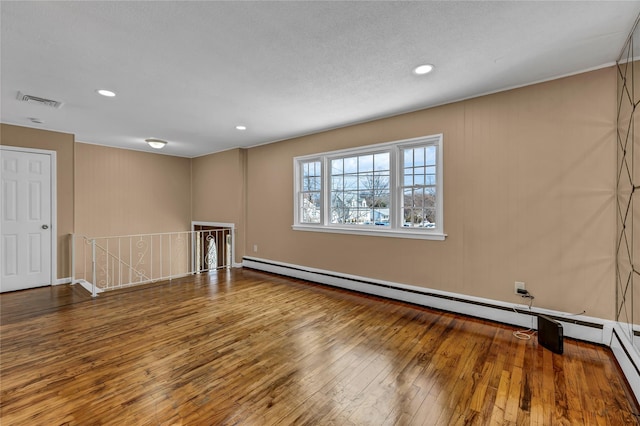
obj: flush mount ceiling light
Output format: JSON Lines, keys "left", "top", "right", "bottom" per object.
{"left": 235, "top": 125, "right": 247, "bottom": 131}
{"left": 413, "top": 64, "right": 434, "bottom": 75}
{"left": 145, "top": 138, "right": 167, "bottom": 149}
{"left": 96, "top": 89, "right": 116, "bottom": 97}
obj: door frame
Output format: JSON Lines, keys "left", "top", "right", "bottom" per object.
{"left": 1, "top": 145, "right": 57, "bottom": 286}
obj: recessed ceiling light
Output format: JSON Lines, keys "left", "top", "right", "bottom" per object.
{"left": 235, "top": 125, "right": 247, "bottom": 131}
{"left": 413, "top": 64, "right": 434, "bottom": 75}
{"left": 145, "top": 138, "right": 167, "bottom": 149}
{"left": 96, "top": 89, "right": 116, "bottom": 97}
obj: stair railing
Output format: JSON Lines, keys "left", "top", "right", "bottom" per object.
{"left": 71, "top": 228, "right": 233, "bottom": 296}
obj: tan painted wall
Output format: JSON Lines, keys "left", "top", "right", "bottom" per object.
{"left": 74, "top": 143, "right": 192, "bottom": 237}
{"left": 0, "top": 124, "right": 75, "bottom": 279}
{"left": 245, "top": 67, "right": 617, "bottom": 319}
{"left": 0, "top": 68, "right": 617, "bottom": 319}
{"left": 191, "top": 148, "right": 247, "bottom": 263}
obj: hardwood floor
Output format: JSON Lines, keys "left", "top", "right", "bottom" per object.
{"left": 1, "top": 269, "right": 638, "bottom": 425}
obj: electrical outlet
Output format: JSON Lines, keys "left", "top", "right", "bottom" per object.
{"left": 515, "top": 281, "right": 526, "bottom": 295}
{"left": 253, "top": 244, "right": 258, "bottom": 253}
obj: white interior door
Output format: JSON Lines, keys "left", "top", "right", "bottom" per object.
{"left": 1, "top": 147, "right": 53, "bottom": 292}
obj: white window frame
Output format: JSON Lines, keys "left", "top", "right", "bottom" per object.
{"left": 293, "top": 134, "right": 445, "bottom": 240}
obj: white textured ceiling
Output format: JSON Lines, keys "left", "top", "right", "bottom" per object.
{"left": 1, "top": 1, "right": 639, "bottom": 158}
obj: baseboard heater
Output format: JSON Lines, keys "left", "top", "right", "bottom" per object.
{"left": 538, "top": 314, "right": 563, "bottom": 354}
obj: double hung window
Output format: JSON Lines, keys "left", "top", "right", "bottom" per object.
{"left": 294, "top": 134, "right": 444, "bottom": 240}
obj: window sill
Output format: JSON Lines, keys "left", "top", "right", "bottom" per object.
{"left": 292, "top": 224, "right": 447, "bottom": 240}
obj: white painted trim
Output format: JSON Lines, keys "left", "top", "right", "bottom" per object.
{"left": 192, "top": 221, "right": 235, "bottom": 228}
{"left": 50, "top": 150, "right": 57, "bottom": 286}
{"left": 292, "top": 224, "right": 447, "bottom": 240}
{"left": 54, "top": 277, "right": 71, "bottom": 285}
{"left": 75, "top": 279, "right": 104, "bottom": 294}
{"left": 611, "top": 323, "right": 640, "bottom": 402}
{"left": 0, "top": 145, "right": 57, "bottom": 286}
{"left": 242, "top": 256, "right": 612, "bottom": 345}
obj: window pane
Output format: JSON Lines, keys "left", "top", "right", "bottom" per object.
{"left": 403, "top": 207, "right": 413, "bottom": 226}
{"left": 359, "top": 173, "right": 372, "bottom": 185}
{"left": 425, "top": 188, "right": 436, "bottom": 208}
{"left": 373, "top": 192, "right": 390, "bottom": 208}
{"left": 302, "top": 161, "right": 321, "bottom": 191}
{"left": 374, "top": 175, "right": 389, "bottom": 191}
{"left": 424, "top": 207, "right": 436, "bottom": 225}
{"left": 344, "top": 175, "right": 358, "bottom": 190}
{"left": 359, "top": 155, "right": 373, "bottom": 172}
{"left": 331, "top": 192, "right": 363, "bottom": 223}
{"left": 426, "top": 166, "right": 436, "bottom": 185}
{"left": 403, "top": 188, "right": 413, "bottom": 207}
{"left": 413, "top": 188, "right": 425, "bottom": 207}
{"left": 404, "top": 150, "right": 413, "bottom": 167}
{"left": 329, "top": 151, "right": 391, "bottom": 226}
{"left": 404, "top": 207, "right": 425, "bottom": 226}
{"left": 372, "top": 207, "right": 390, "bottom": 225}
{"left": 343, "top": 191, "right": 358, "bottom": 205}
{"left": 426, "top": 146, "right": 436, "bottom": 166}
{"left": 304, "top": 161, "right": 320, "bottom": 177}
{"left": 344, "top": 157, "right": 358, "bottom": 174}
{"left": 331, "top": 159, "right": 343, "bottom": 175}
{"left": 331, "top": 176, "right": 343, "bottom": 190}
{"left": 414, "top": 148, "right": 425, "bottom": 166}
{"left": 400, "top": 144, "right": 439, "bottom": 230}
{"left": 300, "top": 192, "right": 320, "bottom": 223}
{"left": 374, "top": 153, "right": 390, "bottom": 171}
{"left": 303, "top": 176, "right": 320, "bottom": 191}
{"left": 330, "top": 193, "right": 347, "bottom": 223}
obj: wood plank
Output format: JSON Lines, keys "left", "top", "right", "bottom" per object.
{"left": 0, "top": 269, "right": 638, "bottom": 425}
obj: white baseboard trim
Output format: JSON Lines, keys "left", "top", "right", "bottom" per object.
{"left": 611, "top": 324, "right": 640, "bottom": 401}
{"left": 54, "top": 277, "right": 72, "bottom": 285}
{"left": 243, "top": 256, "right": 640, "bottom": 402}
{"left": 73, "top": 279, "right": 104, "bottom": 295}
{"left": 242, "top": 256, "right": 611, "bottom": 345}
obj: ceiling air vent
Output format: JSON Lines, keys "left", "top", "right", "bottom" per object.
{"left": 16, "top": 91, "right": 63, "bottom": 109}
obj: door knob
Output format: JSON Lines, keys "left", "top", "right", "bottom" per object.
{"left": 42, "top": 224, "right": 49, "bottom": 230}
